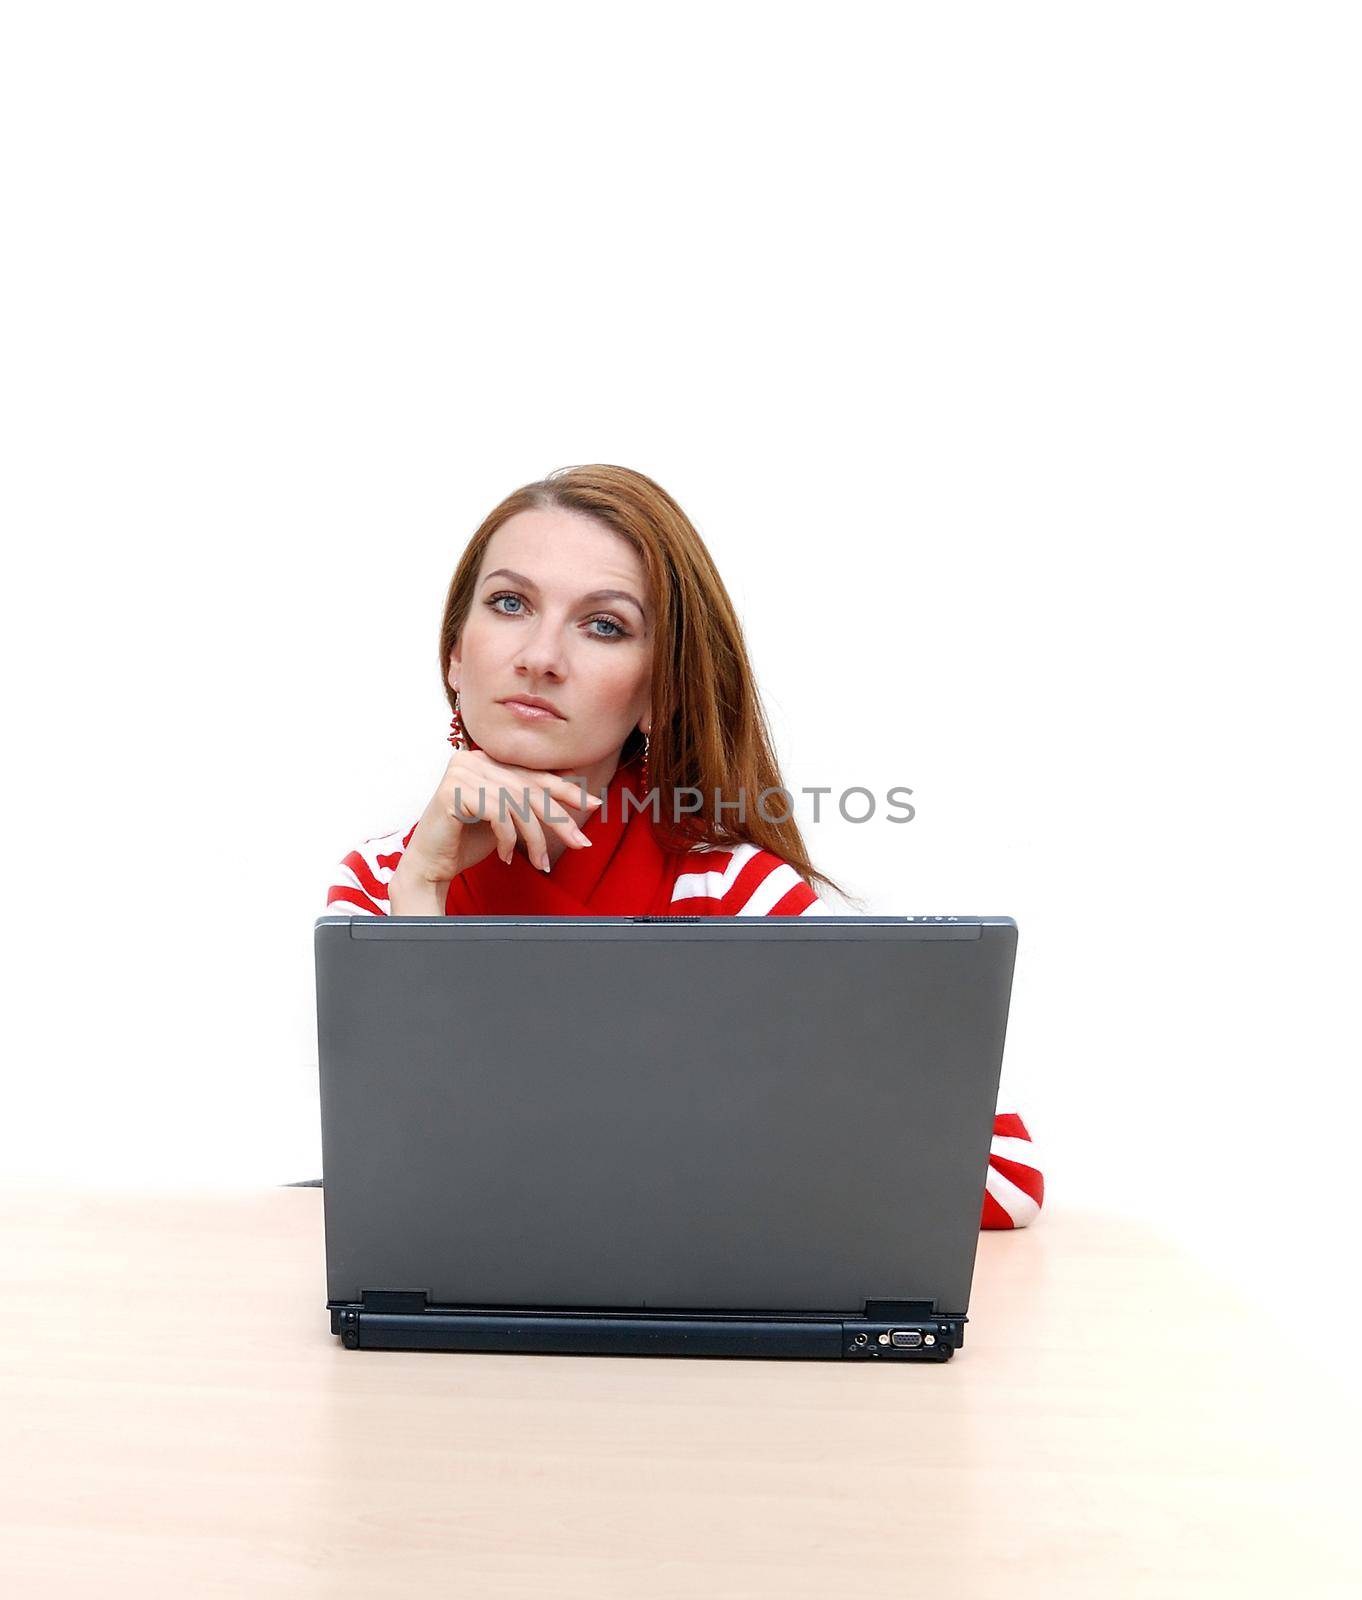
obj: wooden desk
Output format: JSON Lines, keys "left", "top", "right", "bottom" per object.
{"left": 2, "top": 1183, "right": 1357, "bottom": 1597}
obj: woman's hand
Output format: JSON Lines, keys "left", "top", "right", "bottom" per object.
{"left": 399, "top": 748, "right": 602, "bottom": 886}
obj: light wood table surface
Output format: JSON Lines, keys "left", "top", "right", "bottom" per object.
{"left": 2, "top": 1181, "right": 1357, "bottom": 1598}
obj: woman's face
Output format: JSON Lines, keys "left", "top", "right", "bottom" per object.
{"left": 448, "top": 508, "right": 653, "bottom": 777}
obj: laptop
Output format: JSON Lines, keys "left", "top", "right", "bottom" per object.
{"left": 313, "top": 913, "right": 1018, "bottom": 1361}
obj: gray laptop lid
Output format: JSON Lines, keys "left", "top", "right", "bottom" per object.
{"left": 313, "top": 915, "right": 1018, "bottom": 1318}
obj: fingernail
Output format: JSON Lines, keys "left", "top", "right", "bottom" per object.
{"left": 539, "top": 853, "right": 551, "bottom": 872}
{"left": 575, "top": 834, "right": 592, "bottom": 847}
{"left": 586, "top": 795, "right": 603, "bottom": 807}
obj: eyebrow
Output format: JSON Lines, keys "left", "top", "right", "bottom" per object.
{"left": 480, "top": 568, "right": 647, "bottom": 621}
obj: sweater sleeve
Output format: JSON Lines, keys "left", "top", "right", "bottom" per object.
{"left": 669, "top": 841, "right": 823, "bottom": 916}
{"left": 794, "top": 880, "right": 1045, "bottom": 1231}
{"left": 323, "top": 824, "right": 418, "bottom": 917}
{"left": 979, "top": 1110, "right": 1044, "bottom": 1229}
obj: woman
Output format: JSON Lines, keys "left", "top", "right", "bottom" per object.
{"left": 325, "top": 465, "right": 1044, "bottom": 1230}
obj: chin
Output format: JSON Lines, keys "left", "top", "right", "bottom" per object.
{"left": 479, "top": 731, "right": 569, "bottom": 768}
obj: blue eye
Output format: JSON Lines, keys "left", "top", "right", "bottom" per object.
{"left": 486, "top": 592, "right": 630, "bottom": 640}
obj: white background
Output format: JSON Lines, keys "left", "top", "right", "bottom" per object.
{"left": 3, "top": 5, "right": 1358, "bottom": 1392}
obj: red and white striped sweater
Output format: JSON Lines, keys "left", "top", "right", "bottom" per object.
{"left": 326, "top": 826, "right": 1045, "bottom": 1230}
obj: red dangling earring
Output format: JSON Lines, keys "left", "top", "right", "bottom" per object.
{"left": 448, "top": 690, "right": 469, "bottom": 751}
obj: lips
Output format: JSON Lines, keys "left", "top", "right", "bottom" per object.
{"left": 499, "top": 697, "right": 566, "bottom": 721}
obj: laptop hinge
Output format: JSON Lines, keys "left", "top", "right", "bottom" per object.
{"left": 861, "top": 1299, "right": 937, "bottom": 1320}
{"left": 360, "top": 1289, "right": 429, "bottom": 1314}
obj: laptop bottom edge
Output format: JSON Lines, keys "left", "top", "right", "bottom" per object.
{"left": 327, "top": 1302, "right": 965, "bottom": 1361}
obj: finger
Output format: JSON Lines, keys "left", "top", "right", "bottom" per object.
{"left": 504, "top": 765, "right": 603, "bottom": 812}
{"left": 505, "top": 793, "right": 550, "bottom": 872}
{"left": 447, "top": 781, "right": 488, "bottom": 824}
{"left": 521, "top": 784, "right": 594, "bottom": 852}
{"left": 482, "top": 779, "right": 547, "bottom": 868}
{"left": 499, "top": 774, "right": 594, "bottom": 843}
{"left": 487, "top": 810, "right": 518, "bottom": 867}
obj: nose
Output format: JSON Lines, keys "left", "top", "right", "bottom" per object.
{"left": 511, "top": 616, "right": 568, "bottom": 681}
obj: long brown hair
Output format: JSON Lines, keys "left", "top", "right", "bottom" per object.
{"left": 439, "top": 464, "right": 854, "bottom": 903}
